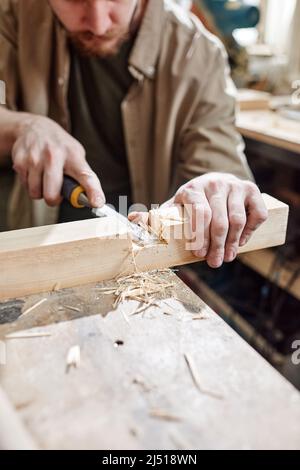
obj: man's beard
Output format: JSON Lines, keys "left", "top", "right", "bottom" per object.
{"left": 67, "top": 0, "right": 144, "bottom": 58}
{"left": 68, "top": 28, "right": 131, "bottom": 58}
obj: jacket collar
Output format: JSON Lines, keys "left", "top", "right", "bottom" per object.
{"left": 51, "top": 0, "right": 164, "bottom": 81}
{"left": 128, "top": 0, "right": 164, "bottom": 80}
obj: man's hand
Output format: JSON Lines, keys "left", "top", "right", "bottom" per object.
{"left": 129, "top": 173, "right": 268, "bottom": 269}
{"left": 12, "top": 115, "right": 105, "bottom": 207}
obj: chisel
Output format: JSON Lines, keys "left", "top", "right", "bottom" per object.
{"left": 61, "top": 175, "right": 157, "bottom": 246}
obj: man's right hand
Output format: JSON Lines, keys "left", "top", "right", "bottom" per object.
{"left": 12, "top": 115, "right": 105, "bottom": 207}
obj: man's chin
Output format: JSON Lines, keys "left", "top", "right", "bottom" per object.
{"left": 69, "top": 33, "right": 129, "bottom": 58}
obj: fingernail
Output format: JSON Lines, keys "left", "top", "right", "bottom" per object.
{"left": 210, "top": 257, "right": 223, "bottom": 268}
{"left": 199, "top": 248, "right": 208, "bottom": 258}
{"left": 94, "top": 196, "right": 104, "bottom": 207}
{"left": 240, "top": 236, "right": 248, "bottom": 247}
{"left": 226, "top": 250, "right": 236, "bottom": 262}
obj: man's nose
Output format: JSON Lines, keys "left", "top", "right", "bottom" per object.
{"left": 84, "top": 2, "right": 112, "bottom": 36}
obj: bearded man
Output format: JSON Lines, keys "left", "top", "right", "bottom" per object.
{"left": 0, "top": 0, "right": 267, "bottom": 268}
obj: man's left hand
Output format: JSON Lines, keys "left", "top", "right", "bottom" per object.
{"left": 129, "top": 173, "right": 268, "bottom": 269}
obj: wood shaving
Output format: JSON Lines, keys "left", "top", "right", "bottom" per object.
{"left": 63, "top": 305, "right": 81, "bottom": 313}
{"left": 138, "top": 221, "right": 167, "bottom": 244}
{"left": 5, "top": 332, "right": 51, "bottom": 340}
{"left": 149, "top": 209, "right": 188, "bottom": 242}
{"left": 192, "top": 315, "right": 207, "bottom": 321}
{"left": 103, "top": 270, "right": 177, "bottom": 314}
{"left": 120, "top": 308, "right": 130, "bottom": 324}
{"left": 21, "top": 298, "right": 47, "bottom": 317}
{"left": 149, "top": 408, "right": 181, "bottom": 422}
{"left": 66, "top": 345, "right": 80, "bottom": 371}
{"left": 95, "top": 288, "right": 117, "bottom": 294}
{"left": 132, "top": 377, "right": 152, "bottom": 393}
{"left": 129, "top": 303, "right": 152, "bottom": 316}
{"left": 161, "top": 299, "right": 177, "bottom": 311}
{"left": 184, "top": 353, "right": 223, "bottom": 400}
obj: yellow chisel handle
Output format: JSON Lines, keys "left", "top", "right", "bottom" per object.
{"left": 62, "top": 176, "right": 86, "bottom": 209}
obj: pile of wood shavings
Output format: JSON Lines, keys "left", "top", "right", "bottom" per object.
{"left": 147, "top": 209, "right": 188, "bottom": 242}
{"left": 97, "top": 269, "right": 176, "bottom": 315}
{"left": 136, "top": 220, "right": 167, "bottom": 244}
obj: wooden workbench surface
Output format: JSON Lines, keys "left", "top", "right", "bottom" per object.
{"left": 237, "top": 110, "right": 300, "bottom": 154}
{"left": 0, "top": 271, "right": 300, "bottom": 450}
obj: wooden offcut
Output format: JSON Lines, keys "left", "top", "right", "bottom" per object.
{"left": 0, "top": 194, "right": 289, "bottom": 300}
{"left": 237, "top": 89, "right": 270, "bottom": 111}
{"left": 237, "top": 109, "right": 300, "bottom": 154}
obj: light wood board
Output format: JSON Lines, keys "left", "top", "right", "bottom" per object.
{"left": 0, "top": 194, "right": 288, "bottom": 300}
{"left": 237, "top": 110, "right": 300, "bottom": 154}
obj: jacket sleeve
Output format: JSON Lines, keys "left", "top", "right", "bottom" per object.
{"left": 0, "top": 0, "right": 19, "bottom": 112}
{"left": 0, "top": 0, "right": 19, "bottom": 171}
{"left": 175, "top": 34, "right": 254, "bottom": 187}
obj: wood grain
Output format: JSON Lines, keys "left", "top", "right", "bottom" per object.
{"left": 0, "top": 194, "right": 288, "bottom": 301}
{"left": 0, "top": 273, "right": 299, "bottom": 450}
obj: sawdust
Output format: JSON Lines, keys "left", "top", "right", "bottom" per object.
{"left": 98, "top": 269, "right": 177, "bottom": 316}
{"left": 96, "top": 216, "right": 177, "bottom": 315}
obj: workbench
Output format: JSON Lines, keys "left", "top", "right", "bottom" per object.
{"left": 237, "top": 109, "right": 300, "bottom": 156}
{"left": 237, "top": 108, "right": 300, "bottom": 303}
{"left": 1, "top": 271, "right": 300, "bottom": 450}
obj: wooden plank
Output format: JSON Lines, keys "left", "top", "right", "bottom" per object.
{"left": 237, "top": 89, "right": 270, "bottom": 111}
{"left": 0, "top": 217, "right": 133, "bottom": 300}
{"left": 237, "top": 110, "right": 300, "bottom": 154}
{"left": 0, "top": 194, "right": 288, "bottom": 301}
{"left": 0, "top": 273, "right": 300, "bottom": 450}
{"left": 147, "top": 193, "right": 288, "bottom": 255}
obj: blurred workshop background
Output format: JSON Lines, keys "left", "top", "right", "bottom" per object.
{"left": 173, "top": 0, "right": 300, "bottom": 391}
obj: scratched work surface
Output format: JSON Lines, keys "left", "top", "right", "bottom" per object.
{"left": 0, "top": 271, "right": 300, "bottom": 450}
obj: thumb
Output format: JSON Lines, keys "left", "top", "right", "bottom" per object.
{"left": 67, "top": 162, "right": 105, "bottom": 208}
{"left": 128, "top": 211, "right": 149, "bottom": 226}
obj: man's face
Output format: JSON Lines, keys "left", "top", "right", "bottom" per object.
{"left": 48, "top": 0, "right": 140, "bottom": 56}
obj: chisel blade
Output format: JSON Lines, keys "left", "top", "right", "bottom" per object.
{"left": 93, "top": 204, "right": 159, "bottom": 246}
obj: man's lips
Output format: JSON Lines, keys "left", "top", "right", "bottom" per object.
{"left": 78, "top": 31, "right": 120, "bottom": 42}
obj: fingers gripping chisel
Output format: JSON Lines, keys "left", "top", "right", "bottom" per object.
{"left": 61, "top": 176, "right": 157, "bottom": 246}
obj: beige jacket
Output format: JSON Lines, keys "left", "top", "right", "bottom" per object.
{"left": 0, "top": 0, "right": 253, "bottom": 229}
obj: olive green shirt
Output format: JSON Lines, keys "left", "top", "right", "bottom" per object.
{"left": 59, "top": 39, "right": 134, "bottom": 222}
